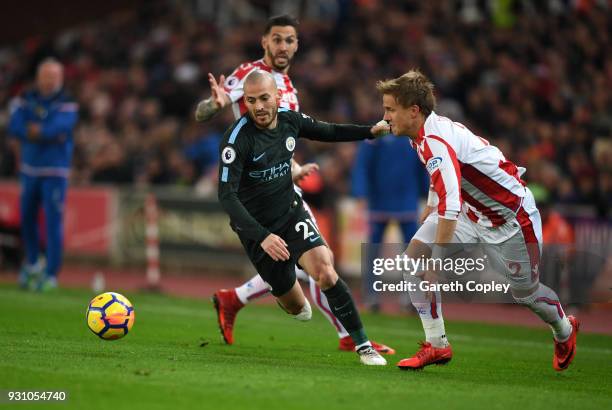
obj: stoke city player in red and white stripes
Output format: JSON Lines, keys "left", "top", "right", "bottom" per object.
{"left": 376, "top": 70, "right": 578, "bottom": 371}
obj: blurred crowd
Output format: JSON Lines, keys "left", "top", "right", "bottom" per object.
{"left": 0, "top": 0, "right": 610, "bottom": 216}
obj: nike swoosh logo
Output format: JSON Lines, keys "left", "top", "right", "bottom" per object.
{"left": 309, "top": 235, "right": 321, "bottom": 243}
{"left": 253, "top": 152, "right": 266, "bottom": 161}
{"left": 333, "top": 301, "right": 350, "bottom": 311}
{"left": 557, "top": 345, "right": 575, "bottom": 369}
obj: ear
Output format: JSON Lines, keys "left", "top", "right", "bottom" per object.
{"left": 277, "top": 88, "right": 282, "bottom": 104}
{"left": 261, "top": 35, "right": 267, "bottom": 51}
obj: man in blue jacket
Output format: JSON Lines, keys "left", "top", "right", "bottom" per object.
{"left": 351, "top": 134, "right": 428, "bottom": 311}
{"left": 8, "top": 58, "right": 78, "bottom": 291}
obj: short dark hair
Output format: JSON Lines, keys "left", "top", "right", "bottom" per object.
{"left": 264, "top": 15, "right": 299, "bottom": 35}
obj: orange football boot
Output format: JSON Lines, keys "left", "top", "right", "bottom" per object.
{"left": 397, "top": 341, "right": 453, "bottom": 370}
{"left": 212, "top": 289, "right": 244, "bottom": 344}
{"left": 553, "top": 315, "right": 579, "bottom": 371}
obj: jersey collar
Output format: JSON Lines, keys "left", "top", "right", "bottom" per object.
{"left": 415, "top": 111, "right": 435, "bottom": 144}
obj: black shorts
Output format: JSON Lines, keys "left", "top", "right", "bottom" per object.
{"left": 238, "top": 202, "right": 326, "bottom": 297}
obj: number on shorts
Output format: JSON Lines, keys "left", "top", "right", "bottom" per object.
{"left": 295, "top": 218, "right": 320, "bottom": 240}
{"left": 508, "top": 262, "right": 521, "bottom": 277}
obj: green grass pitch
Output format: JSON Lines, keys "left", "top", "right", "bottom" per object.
{"left": 1, "top": 284, "right": 611, "bottom": 410}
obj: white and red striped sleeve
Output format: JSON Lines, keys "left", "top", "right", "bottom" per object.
{"left": 421, "top": 135, "right": 462, "bottom": 220}
{"left": 223, "top": 62, "right": 257, "bottom": 103}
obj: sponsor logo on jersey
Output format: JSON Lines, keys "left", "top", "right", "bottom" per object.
{"left": 249, "top": 160, "right": 291, "bottom": 182}
{"left": 286, "top": 136, "right": 296, "bottom": 152}
{"left": 426, "top": 156, "right": 443, "bottom": 174}
{"left": 222, "top": 146, "right": 236, "bottom": 164}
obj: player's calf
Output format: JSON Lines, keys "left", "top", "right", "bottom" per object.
{"left": 277, "top": 298, "right": 312, "bottom": 321}
{"left": 276, "top": 279, "right": 310, "bottom": 320}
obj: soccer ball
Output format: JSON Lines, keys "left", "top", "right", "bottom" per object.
{"left": 86, "top": 292, "right": 135, "bottom": 340}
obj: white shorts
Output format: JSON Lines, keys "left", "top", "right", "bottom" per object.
{"left": 413, "top": 189, "right": 543, "bottom": 290}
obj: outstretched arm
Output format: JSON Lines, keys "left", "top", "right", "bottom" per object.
{"left": 195, "top": 73, "right": 232, "bottom": 122}
{"left": 297, "top": 113, "right": 390, "bottom": 142}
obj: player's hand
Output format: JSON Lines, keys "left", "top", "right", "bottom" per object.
{"left": 370, "top": 120, "right": 391, "bottom": 137}
{"left": 419, "top": 206, "right": 436, "bottom": 225}
{"left": 208, "top": 73, "right": 228, "bottom": 109}
{"left": 292, "top": 162, "right": 319, "bottom": 184}
{"left": 261, "top": 234, "right": 290, "bottom": 261}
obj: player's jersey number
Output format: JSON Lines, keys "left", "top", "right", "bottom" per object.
{"left": 295, "top": 218, "right": 320, "bottom": 241}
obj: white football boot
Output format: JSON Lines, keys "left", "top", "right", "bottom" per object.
{"left": 357, "top": 345, "right": 387, "bottom": 366}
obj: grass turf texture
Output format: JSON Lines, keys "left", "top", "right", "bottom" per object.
{"left": 0, "top": 284, "right": 611, "bottom": 410}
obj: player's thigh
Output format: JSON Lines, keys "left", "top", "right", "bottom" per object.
{"left": 494, "top": 229, "right": 542, "bottom": 293}
{"left": 286, "top": 204, "right": 328, "bottom": 278}
{"left": 411, "top": 212, "right": 477, "bottom": 249}
{"left": 301, "top": 199, "right": 334, "bottom": 261}
{"left": 298, "top": 245, "right": 335, "bottom": 283}
{"left": 255, "top": 256, "right": 298, "bottom": 297}
{"left": 238, "top": 235, "right": 297, "bottom": 298}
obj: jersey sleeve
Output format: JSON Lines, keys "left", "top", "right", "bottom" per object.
{"left": 217, "top": 121, "right": 270, "bottom": 244}
{"left": 8, "top": 97, "right": 27, "bottom": 140}
{"left": 292, "top": 111, "right": 372, "bottom": 142}
{"left": 422, "top": 136, "right": 462, "bottom": 220}
{"left": 222, "top": 63, "right": 257, "bottom": 104}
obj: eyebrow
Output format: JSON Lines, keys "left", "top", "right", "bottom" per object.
{"left": 246, "top": 93, "right": 271, "bottom": 99}
{"left": 271, "top": 34, "right": 296, "bottom": 40}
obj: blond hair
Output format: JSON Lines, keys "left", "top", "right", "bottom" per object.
{"left": 376, "top": 70, "right": 436, "bottom": 116}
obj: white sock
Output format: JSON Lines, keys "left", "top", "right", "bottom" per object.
{"left": 234, "top": 274, "right": 272, "bottom": 305}
{"left": 356, "top": 341, "right": 372, "bottom": 350}
{"left": 308, "top": 275, "right": 350, "bottom": 339}
{"left": 514, "top": 283, "right": 572, "bottom": 341}
{"left": 420, "top": 317, "right": 449, "bottom": 348}
{"left": 410, "top": 286, "right": 449, "bottom": 347}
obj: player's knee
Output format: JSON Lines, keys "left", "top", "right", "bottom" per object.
{"left": 316, "top": 265, "right": 337, "bottom": 289}
{"left": 511, "top": 283, "right": 539, "bottom": 304}
{"left": 406, "top": 239, "right": 431, "bottom": 259}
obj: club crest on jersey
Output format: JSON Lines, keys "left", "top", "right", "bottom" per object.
{"left": 286, "top": 136, "right": 296, "bottom": 152}
{"left": 426, "top": 156, "right": 443, "bottom": 174}
{"left": 222, "top": 146, "right": 236, "bottom": 164}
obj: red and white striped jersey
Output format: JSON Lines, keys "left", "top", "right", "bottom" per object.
{"left": 414, "top": 111, "right": 527, "bottom": 228}
{"left": 223, "top": 58, "right": 299, "bottom": 119}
